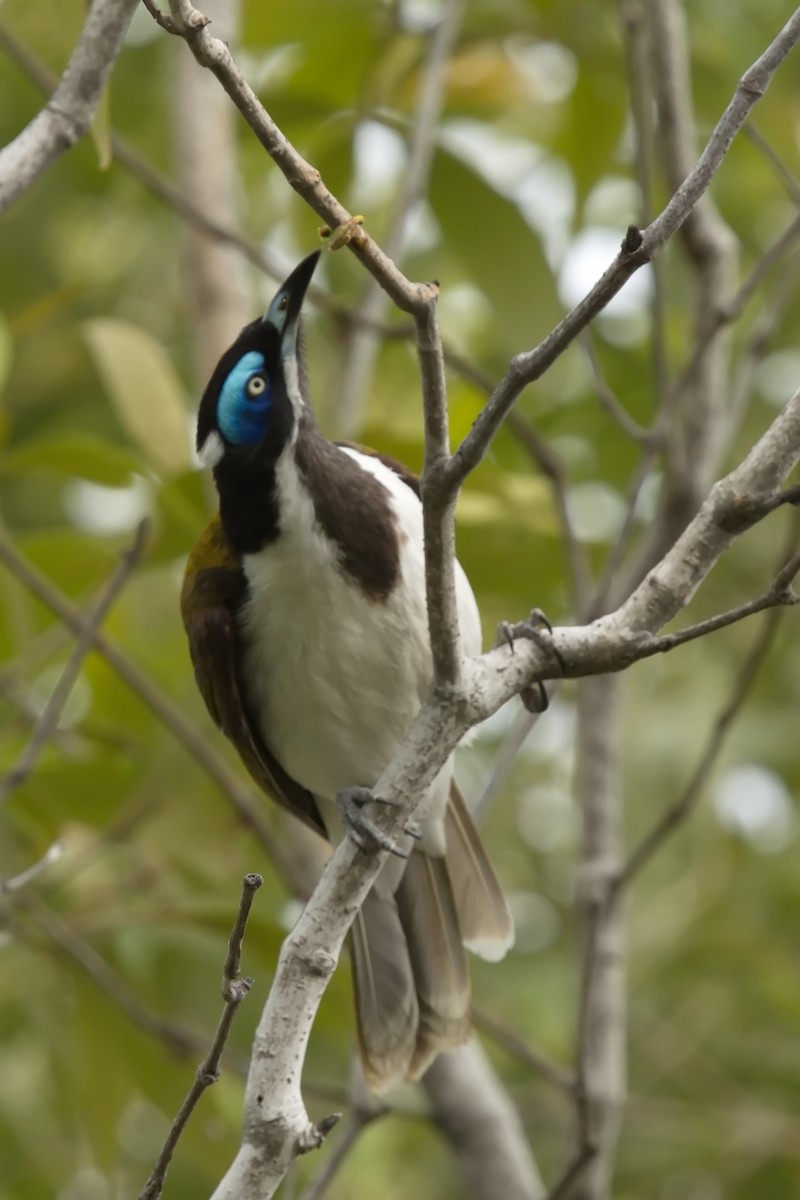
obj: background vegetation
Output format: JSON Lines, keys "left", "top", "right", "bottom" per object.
{"left": 1, "top": 1, "right": 800, "bottom": 1197}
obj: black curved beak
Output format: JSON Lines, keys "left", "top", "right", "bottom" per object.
{"left": 264, "top": 250, "right": 321, "bottom": 355}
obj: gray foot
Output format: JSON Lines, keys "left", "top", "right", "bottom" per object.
{"left": 336, "top": 786, "right": 411, "bottom": 858}
{"left": 495, "top": 607, "right": 564, "bottom": 714}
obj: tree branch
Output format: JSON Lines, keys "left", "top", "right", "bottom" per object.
{"left": 423, "top": 1041, "right": 546, "bottom": 1200}
{"left": 417, "top": 299, "right": 462, "bottom": 685}
{"left": 565, "top": 676, "right": 625, "bottom": 1200}
{"left": 0, "top": 0, "right": 138, "bottom": 214}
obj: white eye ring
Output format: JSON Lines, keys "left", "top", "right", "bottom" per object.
{"left": 246, "top": 374, "right": 267, "bottom": 398}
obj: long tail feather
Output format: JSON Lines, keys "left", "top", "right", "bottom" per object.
{"left": 396, "top": 852, "right": 471, "bottom": 1079}
{"left": 445, "top": 782, "right": 515, "bottom": 962}
{"left": 352, "top": 783, "right": 513, "bottom": 1089}
{"left": 350, "top": 892, "right": 418, "bottom": 1091}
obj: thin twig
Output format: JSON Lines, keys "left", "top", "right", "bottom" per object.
{"left": 174, "top": 0, "right": 248, "bottom": 378}
{"left": 417, "top": 299, "right": 462, "bottom": 686}
{"left": 743, "top": 122, "right": 800, "bottom": 204}
{"left": 628, "top": 548, "right": 800, "bottom": 662}
{"left": 389, "top": 2, "right": 462, "bottom": 253}
{"left": 140, "top": 0, "right": 177, "bottom": 32}
{"left": 580, "top": 332, "right": 653, "bottom": 445}
{"left": 0, "top": 520, "right": 149, "bottom": 805}
{"left": 139, "top": 873, "right": 263, "bottom": 1200}
{"left": 544, "top": 1143, "right": 598, "bottom": 1200}
{"left": 0, "top": 840, "right": 64, "bottom": 895}
{"left": 222, "top": 872, "right": 261, "bottom": 995}
{"left": 472, "top": 1007, "right": 575, "bottom": 1095}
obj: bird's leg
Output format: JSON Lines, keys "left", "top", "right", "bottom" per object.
{"left": 494, "top": 607, "right": 565, "bottom": 714}
{"left": 336, "top": 786, "right": 419, "bottom": 859}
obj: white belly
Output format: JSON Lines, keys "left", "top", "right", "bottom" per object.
{"left": 240, "top": 538, "right": 432, "bottom": 798}
{"left": 238, "top": 447, "right": 481, "bottom": 806}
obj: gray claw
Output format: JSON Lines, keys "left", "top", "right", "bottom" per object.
{"left": 336, "top": 786, "right": 408, "bottom": 859}
{"left": 528, "top": 606, "right": 553, "bottom": 635}
{"left": 495, "top": 620, "right": 515, "bottom": 652}
{"left": 495, "top": 606, "right": 563, "bottom": 712}
{"left": 521, "top": 680, "right": 549, "bottom": 713}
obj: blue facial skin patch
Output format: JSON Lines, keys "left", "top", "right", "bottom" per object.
{"left": 217, "top": 351, "right": 270, "bottom": 446}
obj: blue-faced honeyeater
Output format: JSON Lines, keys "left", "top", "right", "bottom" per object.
{"left": 180, "top": 252, "right": 513, "bottom": 1090}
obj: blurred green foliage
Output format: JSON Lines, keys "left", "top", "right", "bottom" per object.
{"left": 1, "top": 1, "right": 800, "bottom": 1198}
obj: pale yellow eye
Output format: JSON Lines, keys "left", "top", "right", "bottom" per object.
{"left": 246, "top": 374, "right": 267, "bottom": 398}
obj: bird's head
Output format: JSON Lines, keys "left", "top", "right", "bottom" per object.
{"left": 196, "top": 250, "right": 320, "bottom": 470}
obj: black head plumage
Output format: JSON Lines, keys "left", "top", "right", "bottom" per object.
{"left": 195, "top": 251, "right": 320, "bottom": 469}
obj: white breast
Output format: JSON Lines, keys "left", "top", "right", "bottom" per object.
{"left": 238, "top": 447, "right": 481, "bottom": 807}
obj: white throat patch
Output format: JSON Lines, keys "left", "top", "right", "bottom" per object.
{"left": 282, "top": 353, "right": 305, "bottom": 423}
{"left": 197, "top": 430, "right": 224, "bottom": 468}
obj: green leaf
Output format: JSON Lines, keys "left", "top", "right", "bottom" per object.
{"left": 148, "top": 468, "right": 209, "bottom": 562}
{"left": 0, "top": 433, "right": 142, "bottom": 486}
{"left": 429, "top": 147, "right": 561, "bottom": 352}
{"left": 83, "top": 319, "right": 192, "bottom": 477}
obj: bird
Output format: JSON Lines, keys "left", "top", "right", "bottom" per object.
{"left": 180, "top": 250, "right": 514, "bottom": 1090}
